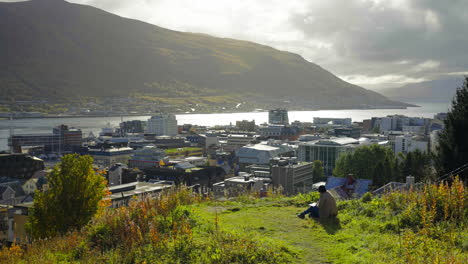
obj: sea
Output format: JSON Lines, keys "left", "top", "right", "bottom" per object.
{"left": 0, "top": 102, "right": 451, "bottom": 151}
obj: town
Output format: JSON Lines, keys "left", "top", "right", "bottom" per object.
{"left": 0, "top": 108, "right": 448, "bottom": 245}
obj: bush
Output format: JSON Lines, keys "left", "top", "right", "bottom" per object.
{"left": 361, "top": 192, "right": 372, "bottom": 203}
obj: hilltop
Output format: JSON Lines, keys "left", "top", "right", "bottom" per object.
{"left": 2, "top": 180, "right": 466, "bottom": 263}
{"left": 0, "top": 0, "right": 408, "bottom": 110}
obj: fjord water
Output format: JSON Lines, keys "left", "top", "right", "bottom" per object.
{"left": 0, "top": 102, "right": 450, "bottom": 151}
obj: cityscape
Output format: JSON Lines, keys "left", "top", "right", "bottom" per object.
{"left": 0, "top": 0, "right": 467, "bottom": 263}
{"left": 0, "top": 108, "right": 449, "bottom": 241}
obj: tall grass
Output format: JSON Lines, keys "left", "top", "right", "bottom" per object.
{"left": 0, "top": 186, "right": 295, "bottom": 263}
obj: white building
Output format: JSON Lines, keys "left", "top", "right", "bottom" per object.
{"left": 393, "top": 134, "right": 428, "bottom": 154}
{"left": 298, "top": 137, "right": 358, "bottom": 176}
{"left": 147, "top": 114, "right": 178, "bottom": 136}
{"left": 402, "top": 125, "right": 425, "bottom": 134}
{"left": 237, "top": 143, "right": 294, "bottom": 165}
{"left": 377, "top": 115, "right": 429, "bottom": 133}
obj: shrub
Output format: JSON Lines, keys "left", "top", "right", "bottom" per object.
{"left": 361, "top": 192, "right": 372, "bottom": 203}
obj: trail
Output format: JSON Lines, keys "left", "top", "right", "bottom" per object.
{"left": 201, "top": 204, "right": 333, "bottom": 264}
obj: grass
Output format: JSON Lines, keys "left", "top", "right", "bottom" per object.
{"left": 2, "top": 179, "right": 467, "bottom": 263}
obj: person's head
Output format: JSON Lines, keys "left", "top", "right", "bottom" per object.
{"left": 318, "top": 185, "right": 326, "bottom": 193}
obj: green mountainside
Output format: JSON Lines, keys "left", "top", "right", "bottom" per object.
{"left": 0, "top": 0, "right": 408, "bottom": 109}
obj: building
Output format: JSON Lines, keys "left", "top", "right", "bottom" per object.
{"left": 237, "top": 143, "right": 295, "bottom": 166}
{"left": 53, "top": 125, "right": 83, "bottom": 150}
{"left": 334, "top": 127, "right": 361, "bottom": 138}
{"left": 313, "top": 117, "right": 352, "bottom": 126}
{"left": 271, "top": 158, "right": 313, "bottom": 195}
{"left": 109, "top": 182, "right": 173, "bottom": 208}
{"left": 434, "top": 112, "right": 448, "bottom": 121}
{"left": 212, "top": 173, "right": 268, "bottom": 197}
{"left": 373, "top": 115, "right": 430, "bottom": 132}
{"left": 269, "top": 109, "right": 289, "bottom": 125}
{"left": 0, "top": 181, "right": 27, "bottom": 206}
{"left": 402, "top": 125, "right": 425, "bottom": 134}
{"left": 258, "top": 125, "right": 299, "bottom": 140}
{"left": 9, "top": 125, "right": 82, "bottom": 153}
{"left": 89, "top": 147, "right": 134, "bottom": 167}
{"left": 0, "top": 154, "right": 44, "bottom": 181}
{"left": 298, "top": 137, "right": 358, "bottom": 176}
{"left": 119, "top": 120, "right": 146, "bottom": 135}
{"left": 236, "top": 120, "right": 256, "bottom": 131}
{"left": 108, "top": 163, "right": 126, "bottom": 186}
{"left": 224, "top": 134, "right": 258, "bottom": 152}
{"left": 362, "top": 119, "right": 373, "bottom": 132}
{"left": 147, "top": 114, "right": 178, "bottom": 136}
{"left": 9, "top": 134, "right": 60, "bottom": 153}
{"left": 128, "top": 145, "right": 166, "bottom": 169}
{"left": 393, "top": 134, "right": 428, "bottom": 154}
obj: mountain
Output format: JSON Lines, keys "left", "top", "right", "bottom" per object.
{"left": 380, "top": 78, "right": 463, "bottom": 104}
{"left": 0, "top": 0, "right": 408, "bottom": 109}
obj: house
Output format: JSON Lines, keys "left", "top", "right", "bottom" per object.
{"left": 0, "top": 181, "right": 27, "bottom": 206}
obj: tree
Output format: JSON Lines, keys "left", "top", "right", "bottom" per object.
{"left": 400, "top": 150, "right": 434, "bottom": 182}
{"left": 333, "top": 145, "right": 401, "bottom": 187}
{"left": 28, "top": 154, "right": 106, "bottom": 239}
{"left": 312, "top": 160, "right": 326, "bottom": 182}
{"left": 435, "top": 76, "right": 468, "bottom": 181}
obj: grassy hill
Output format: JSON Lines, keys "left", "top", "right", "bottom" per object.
{"left": 0, "top": 0, "right": 408, "bottom": 109}
{"left": 2, "top": 179, "right": 466, "bottom": 263}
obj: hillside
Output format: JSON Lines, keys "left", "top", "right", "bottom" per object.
{"left": 2, "top": 180, "right": 466, "bottom": 263}
{"left": 0, "top": 0, "right": 408, "bottom": 109}
{"left": 380, "top": 78, "right": 463, "bottom": 103}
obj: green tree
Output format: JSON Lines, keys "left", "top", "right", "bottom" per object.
{"left": 312, "top": 160, "right": 326, "bottom": 182}
{"left": 28, "top": 154, "right": 106, "bottom": 239}
{"left": 435, "top": 77, "right": 468, "bottom": 180}
{"left": 400, "top": 150, "right": 433, "bottom": 182}
{"left": 333, "top": 145, "right": 401, "bottom": 187}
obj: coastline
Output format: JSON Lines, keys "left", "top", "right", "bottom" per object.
{"left": 0, "top": 104, "right": 419, "bottom": 120}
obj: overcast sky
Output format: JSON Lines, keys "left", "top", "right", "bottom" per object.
{"left": 5, "top": 0, "right": 468, "bottom": 90}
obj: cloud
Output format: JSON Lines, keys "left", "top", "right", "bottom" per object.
{"left": 4, "top": 0, "right": 467, "bottom": 89}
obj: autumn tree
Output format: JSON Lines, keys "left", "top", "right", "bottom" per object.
{"left": 28, "top": 154, "right": 106, "bottom": 239}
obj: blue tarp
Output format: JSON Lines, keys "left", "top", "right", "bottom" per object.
{"left": 325, "top": 176, "right": 372, "bottom": 197}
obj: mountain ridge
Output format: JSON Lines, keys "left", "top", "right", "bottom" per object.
{"left": 0, "top": 0, "right": 409, "bottom": 109}
{"left": 379, "top": 78, "right": 463, "bottom": 103}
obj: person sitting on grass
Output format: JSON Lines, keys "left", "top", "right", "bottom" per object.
{"left": 297, "top": 185, "right": 338, "bottom": 220}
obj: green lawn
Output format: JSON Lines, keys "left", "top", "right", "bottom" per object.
{"left": 190, "top": 196, "right": 467, "bottom": 264}
{"left": 194, "top": 204, "right": 329, "bottom": 263}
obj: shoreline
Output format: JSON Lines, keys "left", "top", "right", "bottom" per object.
{"left": 0, "top": 105, "right": 418, "bottom": 120}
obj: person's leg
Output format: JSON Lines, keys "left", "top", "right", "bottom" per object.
{"left": 309, "top": 206, "right": 319, "bottom": 218}
{"left": 298, "top": 206, "right": 313, "bottom": 218}
{"left": 298, "top": 206, "right": 319, "bottom": 218}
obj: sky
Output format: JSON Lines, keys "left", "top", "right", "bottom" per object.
{"left": 4, "top": 0, "right": 468, "bottom": 90}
